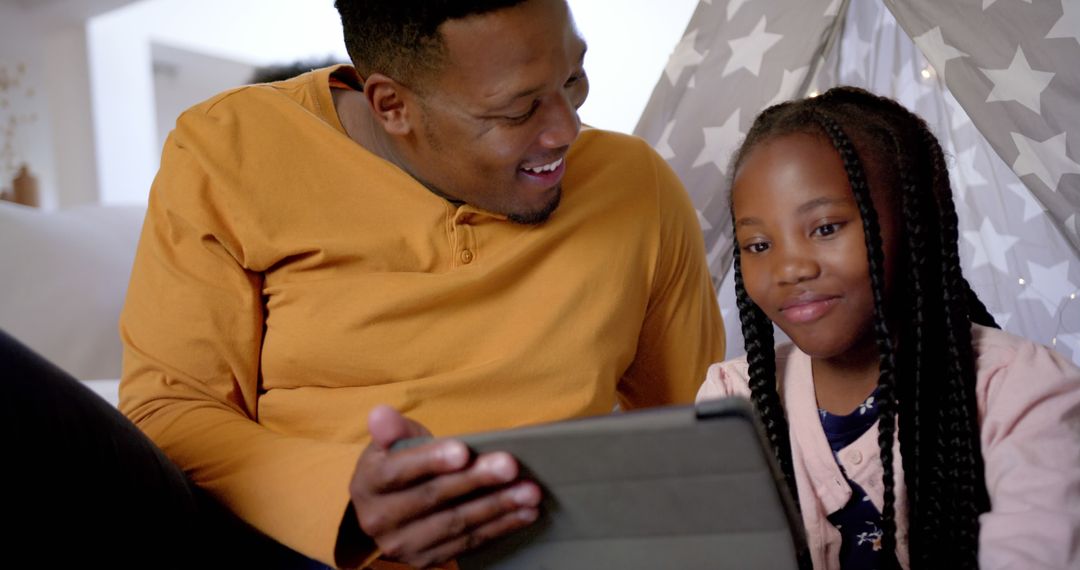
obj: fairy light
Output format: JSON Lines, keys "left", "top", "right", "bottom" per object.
{"left": 809, "top": 90, "right": 820, "bottom": 98}
{"left": 1049, "top": 287, "right": 1080, "bottom": 353}
{"left": 920, "top": 68, "right": 933, "bottom": 79}
{"left": 1018, "top": 277, "right": 1026, "bottom": 285}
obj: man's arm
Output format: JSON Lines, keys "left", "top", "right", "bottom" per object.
{"left": 122, "top": 126, "right": 542, "bottom": 567}
{"left": 618, "top": 142, "right": 726, "bottom": 408}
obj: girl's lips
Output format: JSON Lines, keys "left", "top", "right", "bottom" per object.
{"left": 780, "top": 296, "right": 840, "bottom": 324}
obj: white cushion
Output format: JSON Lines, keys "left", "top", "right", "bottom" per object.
{"left": 0, "top": 202, "right": 145, "bottom": 380}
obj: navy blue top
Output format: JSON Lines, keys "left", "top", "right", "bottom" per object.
{"left": 819, "top": 390, "right": 889, "bottom": 569}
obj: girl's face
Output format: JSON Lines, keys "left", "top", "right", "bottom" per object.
{"left": 732, "top": 132, "right": 899, "bottom": 360}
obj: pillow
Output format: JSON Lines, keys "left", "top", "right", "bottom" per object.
{"left": 0, "top": 202, "right": 145, "bottom": 380}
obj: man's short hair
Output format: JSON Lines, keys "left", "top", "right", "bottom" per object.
{"left": 334, "top": 0, "right": 530, "bottom": 88}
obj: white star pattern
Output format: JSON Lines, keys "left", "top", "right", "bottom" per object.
{"left": 655, "top": 120, "right": 677, "bottom": 160}
{"left": 980, "top": 47, "right": 1055, "bottom": 114}
{"left": 696, "top": 209, "right": 713, "bottom": 232}
{"left": 1056, "top": 333, "right": 1080, "bottom": 358}
{"left": 983, "top": 0, "right": 1032, "bottom": 9}
{"left": 722, "top": 17, "right": 784, "bottom": 77}
{"left": 692, "top": 108, "right": 743, "bottom": 171}
{"left": 944, "top": 88, "right": 972, "bottom": 131}
{"left": 664, "top": 29, "right": 705, "bottom": 84}
{"left": 707, "top": 235, "right": 734, "bottom": 271}
{"left": 1005, "top": 181, "right": 1046, "bottom": 222}
{"left": 1047, "top": 0, "right": 1080, "bottom": 43}
{"left": 1019, "top": 260, "right": 1073, "bottom": 316}
{"left": 953, "top": 145, "right": 989, "bottom": 186}
{"left": 844, "top": 23, "right": 876, "bottom": 78}
{"left": 727, "top": 0, "right": 752, "bottom": 21}
{"left": 912, "top": 27, "right": 968, "bottom": 78}
{"left": 1011, "top": 131, "right": 1080, "bottom": 192}
{"left": 765, "top": 66, "right": 809, "bottom": 107}
{"left": 963, "top": 218, "right": 1020, "bottom": 273}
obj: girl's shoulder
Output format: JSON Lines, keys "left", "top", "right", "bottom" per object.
{"left": 971, "top": 324, "right": 1080, "bottom": 412}
{"left": 697, "top": 343, "right": 802, "bottom": 402}
{"left": 972, "top": 324, "right": 1080, "bottom": 381}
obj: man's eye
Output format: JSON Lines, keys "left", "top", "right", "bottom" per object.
{"left": 565, "top": 71, "right": 586, "bottom": 87}
{"left": 505, "top": 101, "right": 539, "bottom": 124}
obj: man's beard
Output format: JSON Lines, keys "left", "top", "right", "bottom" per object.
{"left": 507, "top": 185, "right": 562, "bottom": 225}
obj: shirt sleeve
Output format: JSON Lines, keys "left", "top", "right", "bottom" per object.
{"left": 119, "top": 124, "right": 364, "bottom": 567}
{"left": 696, "top": 361, "right": 752, "bottom": 403}
{"left": 977, "top": 335, "right": 1080, "bottom": 569}
{"left": 617, "top": 143, "right": 726, "bottom": 409}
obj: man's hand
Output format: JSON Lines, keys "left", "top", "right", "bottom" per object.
{"left": 349, "top": 405, "right": 542, "bottom": 568}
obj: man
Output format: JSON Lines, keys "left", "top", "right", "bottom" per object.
{"left": 119, "top": 0, "right": 724, "bottom": 568}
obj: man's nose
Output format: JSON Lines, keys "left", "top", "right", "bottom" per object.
{"left": 537, "top": 93, "right": 581, "bottom": 149}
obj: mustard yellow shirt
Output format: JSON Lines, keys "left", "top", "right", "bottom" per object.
{"left": 119, "top": 66, "right": 724, "bottom": 566}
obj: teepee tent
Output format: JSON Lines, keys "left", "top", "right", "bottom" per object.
{"left": 635, "top": 0, "right": 1080, "bottom": 364}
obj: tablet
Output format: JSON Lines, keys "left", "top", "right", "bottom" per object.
{"left": 397, "top": 397, "right": 805, "bottom": 570}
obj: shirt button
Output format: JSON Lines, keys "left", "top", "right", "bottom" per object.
{"left": 849, "top": 451, "right": 863, "bottom": 465}
{"left": 460, "top": 249, "right": 474, "bottom": 264}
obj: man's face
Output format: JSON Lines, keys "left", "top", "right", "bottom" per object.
{"left": 400, "top": 0, "right": 588, "bottom": 224}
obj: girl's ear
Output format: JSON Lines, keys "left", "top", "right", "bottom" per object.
{"left": 362, "top": 73, "right": 413, "bottom": 137}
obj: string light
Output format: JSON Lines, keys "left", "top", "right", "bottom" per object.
{"left": 1018, "top": 277, "right": 1026, "bottom": 285}
{"left": 920, "top": 68, "right": 933, "bottom": 79}
{"left": 809, "top": 90, "right": 820, "bottom": 98}
{"left": 1049, "top": 287, "right": 1080, "bottom": 352}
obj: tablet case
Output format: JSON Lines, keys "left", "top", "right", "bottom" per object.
{"left": 403, "top": 397, "right": 805, "bottom": 570}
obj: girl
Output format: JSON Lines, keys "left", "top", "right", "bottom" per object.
{"left": 698, "top": 87, "right": 1080, "bottom": 569}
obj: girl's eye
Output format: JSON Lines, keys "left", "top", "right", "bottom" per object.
{"left": 744, "top": 241, "right": 770, "bottom": 254}
{"left": 812, "top": 222, "right": 842, "bottom": 237}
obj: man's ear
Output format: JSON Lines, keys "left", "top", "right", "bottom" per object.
{"left": 363, "top": 73, "right": 414, "bottom": 136}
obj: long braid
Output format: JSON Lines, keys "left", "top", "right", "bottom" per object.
{"left": 733, "top": 246, "right": 798, "bottom": 498}
{"left": 892, "top": 132, "right": 929, "bottom": 561}
{"left": 814, "top": 113, "right": 900, "bottom": 561}
{"left": 920, "top": 125, "right": 989, "bottom": 568}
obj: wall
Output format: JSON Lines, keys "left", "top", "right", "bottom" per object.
{"left": 151, "top": 43, "right": 256, "bottom": 156}
{"left": 87, "top": 0, "right": 699, "bottom": 205}
{"left": 1, "top": 3, "right": 59, "bottom": 209}
{"left": 1, "top": 2, "right": 107, "bottom": 210}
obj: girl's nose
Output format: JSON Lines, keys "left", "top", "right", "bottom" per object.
{"left": 776, "top": 253, "right": 821, "bottom": 285}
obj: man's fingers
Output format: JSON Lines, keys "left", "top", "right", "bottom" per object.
{"left": 356, "top": 438, "right": 471, "bottom": 497}
{"left": 356, "top": 451, "right": 526, "bottom": 536}
{"left": 368, "top": 405, "right": 431, "bottom": 450}
{"left": 378, "top": 480, "right": 542, "bottom": 568}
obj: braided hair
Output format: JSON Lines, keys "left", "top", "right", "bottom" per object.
{"left": 729, "top": 86, "right": 995, "bottom": 568}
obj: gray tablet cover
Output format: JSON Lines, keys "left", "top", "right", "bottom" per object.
{"left": 445, "top": 397, "right": 805, "bottom": 570}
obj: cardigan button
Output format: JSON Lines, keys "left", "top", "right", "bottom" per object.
{"left": 460, "top": 249, "right": 474, "bottom": 264}
{"left": 849, "top": 450, "right": 864, "bottom": 465}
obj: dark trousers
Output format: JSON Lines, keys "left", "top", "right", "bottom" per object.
{"left": 0, "top": 328, "right": 329, "bottom": 569}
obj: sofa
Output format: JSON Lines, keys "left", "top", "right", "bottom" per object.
{"left": 0, "top": 201, "right": 146, "bottom": 405}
